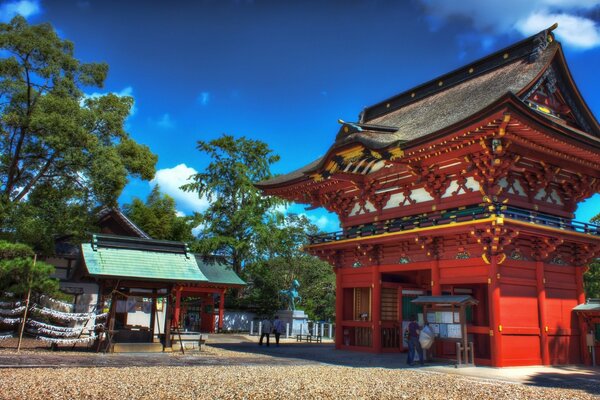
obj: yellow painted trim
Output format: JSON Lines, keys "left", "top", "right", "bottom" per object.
{"left": 307, "top": 216, "right": 497, "bottom": 249}
{"left": 505, "top": 218, "right": 600, "bottom": 241}
{"left": 336, "top": 145, "right": 365, "bottom": 162}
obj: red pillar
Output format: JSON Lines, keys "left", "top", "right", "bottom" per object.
{"left": 536, "top": 261, "right": 550, "bottom": 365}
{"left": 431, "top": 259, "right": 441, "bottom": 296}
{"left": 218, "top": 288, "right": 225, "bottom": 332}
{"left": 335, "top": 267, "right": 343, "bottom": 349}
{"left": 372, "top": 265, "right": 382, "bottom": 353}
{"left": 575, "top": 266, "right": 591, "bottom": 365}
{"left": 488, "top": 255, "right": 503, "bottom": 367}
{"left": 173, "top": 287, "right": 182, "bottom": 328}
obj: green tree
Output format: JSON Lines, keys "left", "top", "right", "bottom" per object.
{"left": 584, "top": 212, "right": 600, "bottom": 298}
{"left": 0, "top": 17, "right": 157, "bottom": 252}
{"left": 182, "top": 134, "right": 282, "bottom": 274}
{"left": 123, "top": 185, "right": 195, "bottom": 242}
{"left": 243, "top": 214, "right": 335, "bottom": 320}
{"left": 0, "top": 240, "right": 58, "bottom": 297}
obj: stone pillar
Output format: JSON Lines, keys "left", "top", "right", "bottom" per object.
{"left": 488, "top": 255, "right": 502, "bottom": 367}
{"left": 536, "top": 261, "right": 550, "bottom": 365}
{"left": 372, "top": 265, "right": 382, "bottom": 352}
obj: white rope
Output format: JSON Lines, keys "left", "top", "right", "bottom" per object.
{"left": 0, "top": 333, "right": 13, "bottom": 341}
{"left": 35, "top": 327, "right": 82, "bottom": 338}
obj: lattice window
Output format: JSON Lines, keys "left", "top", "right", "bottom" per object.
{"left": 353, "top": 288, "right": 371, "bottom": 321}
{"left": 381, "top": 288, "right": 398, "bottom": 321}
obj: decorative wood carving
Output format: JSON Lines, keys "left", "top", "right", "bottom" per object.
{"left": 467, "top": 140, "right": 518, "bottom": 196}
{"left": 470, "top": 221, "right": 519, "bottom": 264}
{"left": 415, "top": 236, "right": 443, "bottom": 259}
{"left": 408, "top": 164, "right": 451, "bottom": 200}
{"left": 530, "top": 237, "right": 563, "bottom": 261}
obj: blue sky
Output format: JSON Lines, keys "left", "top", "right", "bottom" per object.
{"left": 4, "top": 0, "right": 600, "bottom": 230}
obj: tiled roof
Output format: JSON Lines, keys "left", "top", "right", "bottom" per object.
{"left": 195, "top": 256, "right": 246, "bottom": 286}
{"left": 82, "top": 234, "right": 206, "bottom": 282}
{"left": 257, "top": 26, "right": 599, "bottom": 189}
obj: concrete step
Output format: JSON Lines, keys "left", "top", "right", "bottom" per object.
{"left": 112, "top": 342, "right": 164, "bottom": 353}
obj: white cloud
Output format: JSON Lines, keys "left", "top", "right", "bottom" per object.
{"left": 151, "top": 164, "right": 209, "bottom": 213}
{"left": 418, "top": 0, "right": 600, "bottom": 49}
{"left": 516, "top": 12, "right": 600, "bottom": 49}
{"left": 0, "top": 0, "right": 41, "bottom": 21}
{"left": 304, "top": 214, "right": 340, "bottom": 232}
{"left": 84, "top": 86, "right": 137, "bottom": 115}
{"left": 198, "top": 92, "right": 211, "bottom": 106}
{"left": 155, "top": 113, "right": 174, "bottom": 129}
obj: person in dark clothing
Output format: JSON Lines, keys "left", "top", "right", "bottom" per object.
{"left": 406, "top": 316, "right": 424, "bottom": 366}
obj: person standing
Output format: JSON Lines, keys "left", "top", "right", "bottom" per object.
{"left": 406, "top": 316, "right": 424, "bottom": 366}
{"left": 259, "top": 317, "right": 272, "bottom": 347}
{"left": 272, "top": 316, "right": 284, "bottom": 346}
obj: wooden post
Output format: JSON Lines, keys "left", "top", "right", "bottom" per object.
{"left": 575, "top": 266, "right": 590, "bottom": 365}
{"left": 173, "top": 287, "right": 182, "bottom": 328}
{"left": 431, "top": 259, "right": 441, "bottom": 296}
{"left": 164, "top": 294, "right": 172, "bottom": 348}
{"left": 149, "top": 290, "right": 157, "bottom": 342}
{"left": 17, "top": 254, "right": 35, "bottom": 352}
{"left": 536, "top": 261, "right": 550, "bottom": 365}
{"left": 488, "top": 255, "right": 502, "bottom": 367}
{"left": 335, "top": 267, "right": 343, "bottom": 349}
{"left": 372, "top": 265, "right": 382, "bottom": 352}
{"left": 218, "top": 288, "right": 225, "bottom": 332}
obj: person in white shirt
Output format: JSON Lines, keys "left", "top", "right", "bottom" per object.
{"left": 259, "top": 317, "right": 272, "bottom": 347}
{"left": 272, "top": 316, "right": 284, "bottom": 346}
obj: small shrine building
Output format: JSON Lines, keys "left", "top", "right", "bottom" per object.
{"left": 257, "top": 25, "right": 600, "bottom": 367}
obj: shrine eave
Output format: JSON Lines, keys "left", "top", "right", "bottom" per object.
{"left": 305, "top": 215, "right": 600, "bottom": 251}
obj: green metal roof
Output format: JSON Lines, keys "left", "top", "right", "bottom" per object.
{"left": 82, "top": 235, "right": 207, "bottom": 282}
{"left": 573, "top": 299, "right": 600, "bottom": 312}
{"left": 195, "top": 256, "right": 246, "bottom": 286}
{"left": 411, "top": 295, "right": 479, "bottom": 306}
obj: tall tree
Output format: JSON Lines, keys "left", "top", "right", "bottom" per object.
{"left": 182, "top": 134, "right": 282, "bottom": 274}
{"left": 584, "top": 212, "right": 600, "bottom": 298}
{"left": 243, "top": 214, "right": 335, "bottom": 320}
{"left": 0, "top": 17, "right": 157, "bottom": 251}
{"left": 123, "top": 185, "right": 196, "bottom": 242}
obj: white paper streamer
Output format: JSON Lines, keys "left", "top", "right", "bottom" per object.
{"left": 37, "top": 334, "right": 97, "bottom": 345}
{"left": 26, "top": 319, "right": 81, "bottom": 333}
{"left": 0, "top": 306, "right": 26, "bottom": 316}
{"left": 0, "top": 301, "right": 21, "bottom": 308}
{"left": 39, "top": 295, "right": 74, "bottom": 312}
{"left": 0, "top": 333, "right": 13, "bottom": 341}
{"left": 35, "top": 327, "right": 82, "bottom": 338}
{"left": 32, "top": 306, "right": 106, "bottom": 322}
{"left": 0, "top": 316, "right": 21, "bottom": 325}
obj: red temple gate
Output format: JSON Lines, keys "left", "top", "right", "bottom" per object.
{"left": 257, "top": 25, "right": 600, "bottom": 367}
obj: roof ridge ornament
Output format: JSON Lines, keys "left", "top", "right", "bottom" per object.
{"left": 531, "top": 23, "right": 557, "bottom": 62}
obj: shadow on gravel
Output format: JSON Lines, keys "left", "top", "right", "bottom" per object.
{"left": 209, "top": 340, "right": 438, "bottom": 369}
{"left": 522, "top": 367, "right": 600, "bottom": 397}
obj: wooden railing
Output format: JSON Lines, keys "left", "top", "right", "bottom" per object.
{"left": 308, "top": 204, "right": 600, "bottom": 245}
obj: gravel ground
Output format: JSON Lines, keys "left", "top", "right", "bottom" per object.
{"left": 0, "top": 364, "right": 596, "bottom": 400}
{"left": 0, "top": 345, "right": 596, "bottom": 400}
